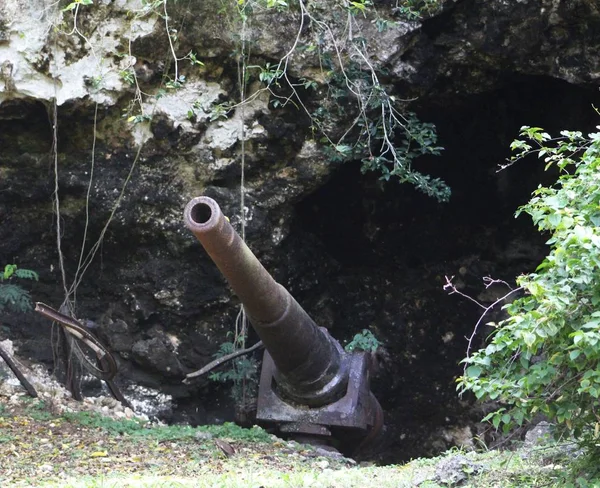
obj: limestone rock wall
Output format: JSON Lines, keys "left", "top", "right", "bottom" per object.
{"left": 0, "top": 0, "right": 335, "bottom": 397}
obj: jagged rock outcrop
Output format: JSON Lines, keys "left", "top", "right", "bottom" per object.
{"left": 400, "top": 0, "right": 600, "bottom": 97}
{"left": 1, "top": 0, "right": 599, "bottom": 461}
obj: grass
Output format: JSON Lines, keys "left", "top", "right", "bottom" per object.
{"left": 31, "top": 446, "right": 591, "bottom": 488}
{"left": 60, "top": 409, "right": 272, "bottom": 443}
{"left": 2, "top": 398, "right": 600, "bottom": 487}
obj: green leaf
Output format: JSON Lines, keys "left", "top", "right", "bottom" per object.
{"left": 466, "top": 365, "right": 482, "bottom": 378}
{"left": 590, "top": 213, "right": 600, "bottom": 226}
{"left": 548, "top": 213, "right": 561, "bottom": 227}
{"left": 523, "top": 332, "right": 536, "bottom": 347}
{"left": 335, "top": 144, "right": 352, "bottom": 154}
{"left": 14, "top": 268, "right": 38, "bottom": 281}
{"left": 0, "top": 284, "right": 33, "bottom": 312}
{"left": 463, "top": 123, "right": 600, "bottom": 446}
{"left": 3, "top": 264, "right": 17, "bottom": 280}
{"left": 581, "top": 320, "right": 600, "bottom": 330}
{"left": 482, "top": 409, "right": 505, "bottom": 423}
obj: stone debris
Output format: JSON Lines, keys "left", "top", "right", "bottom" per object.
{"left": 0, "top": 339, "right": 170, "bottom": 422}
{"left": 434, "top": 454, "right": 484, "bottom": 486}
{"left": 523, "top": 421, "right": 553, "bottom": 447}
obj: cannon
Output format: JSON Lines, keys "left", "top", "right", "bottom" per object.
{"left": 184, "top": 196, "right": 384, "bottom": 454}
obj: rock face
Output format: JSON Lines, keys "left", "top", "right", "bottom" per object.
{"left": 1, "top": 0, "right": 599, "bottom": 462}
{"left": 401, "top": 0, "right": 600, "bottom": 97}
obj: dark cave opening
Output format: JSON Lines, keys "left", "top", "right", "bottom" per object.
{"left": 297, "top": 75, "right": 600, "bottom": 270}
{"left": 291, "top": 75, "right": 600, "bottom": 462}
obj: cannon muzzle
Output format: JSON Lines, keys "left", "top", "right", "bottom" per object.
{"left": 184, "top": 196, "right": 383, "bottom": 454}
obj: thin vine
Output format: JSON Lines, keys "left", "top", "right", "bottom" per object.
{"left": 43, "top": 0, "right": 201, "bottom": 393}
{"left": 211, "top": 0, "right": 449, "bottom": 201}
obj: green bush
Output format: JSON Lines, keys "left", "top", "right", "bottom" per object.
{"left": 345, "top": 329, "right": 380, "bottom": 353}
{"left": 394, "top": 0, "right": 443, "bottom": 20}
{"left": 209, "top": 340, "right": 259, "bottom": 405}
{"left": 458, "top": 125, "right": 600, "bottom": 453}
{"left": 0, "top": 264, "right": 38, "bottom": 313}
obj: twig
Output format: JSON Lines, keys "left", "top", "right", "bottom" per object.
{"left": 183, "top": 341, "right": 264, "bottom": 383}
{"left": 443, "top": 275, "right": 522, "bottom": 372}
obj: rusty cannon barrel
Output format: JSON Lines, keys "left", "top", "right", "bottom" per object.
{"left": 184, "top": 196, "right": 347, "bottom": 406}
{"left": 184, "top": 196, "right": 383, "bottom": 453}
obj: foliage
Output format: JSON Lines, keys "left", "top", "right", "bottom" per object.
{"left": 61, "top": 410, "right": 147, "bottom": 435}
{"left": 58, "top": 0, "right": 450, "bottom": 199}
{"left": 209, "top": 340, "right": 259, "bottom": 405}
{"left": 200, "top": 422, "right": 272, "bottom": 443}
{"left": 393, "top": 0, "right": 443, "bottom": 20}
{"left": 315, "top": 55, "right": 448, "bottom": 200}
{"left": 345, "top": 329, "right": 380, "bottom": 353}
{"left": 0, "top": 264, "right": 38, "bottom": 313}
{"left": 309, "top": 11, "right": 449, "bottom": 201}
{"left": 5, "top": 396, "right": 600, "bottom": 487}
{"left": 62, "top": 0, "right": 93, "bottom": 13}
{"left": 23, "top": 400, "right": 54, "bottom": 421}
{"left": 61, "top": 409, "right": 273, "bottom": 443}
{"left": 220, "top": 0, "right": 449, "bottom": 201}
{"left": 458, "top": 124, "right": 600, "bottom": 450}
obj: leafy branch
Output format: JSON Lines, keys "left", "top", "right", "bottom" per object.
{"left": 0, "top": 264, "right": 38, "bottom": 313}
{"left": 457, "top": 122, "right": 600, "bottom": 453}
{"left": 218, "top": 0, "right": 449, "bottom": 201}
{"left": 345, "top": 329, "right": 380, "bottom": 353}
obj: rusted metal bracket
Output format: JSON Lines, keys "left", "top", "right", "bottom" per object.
{"left": 35, "top": 303, "right": 131, "bottom": 409}
{"left": 256, "top": 349, "right": 384, "bottom": 453}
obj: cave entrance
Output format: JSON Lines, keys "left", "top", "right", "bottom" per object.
{"left": 291, "top": 75, "right": 600, "bottom": 462}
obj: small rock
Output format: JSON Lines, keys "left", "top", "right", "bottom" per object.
{"left": 101, "top": 397, "right": 118, "bottom": 408}
{"left": 312, "top": 446, "right": 343, "bottom": 458}
{"left": 524, "top": 421, "right": 553, "bottom": 447}
{"left": 194, "top": 431, "right": 214, "bottom": 441}
{"left": 435, "top": 455, "right": 483, "bottom": 486}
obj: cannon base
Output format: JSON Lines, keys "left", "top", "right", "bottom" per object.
{"left": 256, "top": 351, "right": 384, "bottom": 456}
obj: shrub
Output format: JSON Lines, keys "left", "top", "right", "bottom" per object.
{"left": 458, "top": 124, "right": 600, "bottom": 452}
{"left": 345, "top": 329, "right": 380, "bottom": 353}
{"left": 0, "top": 264, "right": 38, "bottom": 313}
